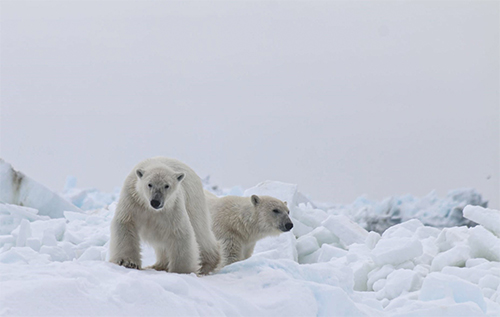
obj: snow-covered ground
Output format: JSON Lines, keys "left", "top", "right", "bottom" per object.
{"left": 1, "top": 167, "right": 499, "bottom": 316}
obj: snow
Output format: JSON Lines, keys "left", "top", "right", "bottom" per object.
{"left": 1, "top": 171, "right": 499, "bottom": 316}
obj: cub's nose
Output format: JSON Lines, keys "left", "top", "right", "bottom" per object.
{"left": 150, "top": 200, "right": 161, "bottom": 209}
{"left": 284, "top": 222, "right": 293, "bottom": 231}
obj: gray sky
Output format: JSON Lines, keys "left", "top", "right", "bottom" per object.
{"left": 1, "top": 1, "right": 499, "bottom": 208}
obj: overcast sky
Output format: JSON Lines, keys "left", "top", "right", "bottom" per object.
{"left": 1, "top": 1, "right": 499, "bottom": 208}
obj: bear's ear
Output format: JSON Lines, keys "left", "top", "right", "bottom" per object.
{"left": 136, "top": 169, "right": 144, "bottom": 178}
{"left": 283, "top": 201, "right": 287, "bottom": 206}
{"left": 176, "top": 173, "right": 185, "bottom": 182}
{"left": 251, "top": 195, "right": 261, "bottom": 206}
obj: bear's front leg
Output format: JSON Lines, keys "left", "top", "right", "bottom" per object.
{"left": 166, "top": 222, "right": 200, "bottom": 274}
{"left": 221, "top": 237, "right": 243, "bottom": 267}
{"left": 109, "top": 218, "right": 142, "bottom": 270}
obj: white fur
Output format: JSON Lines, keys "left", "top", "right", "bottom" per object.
{"left": 109, "top": 157, "right": 220, "bottom": 274}
{"left": 206, "top": 191, "right": 293, "bottom": 267}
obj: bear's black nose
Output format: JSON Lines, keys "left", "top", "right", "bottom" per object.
{"left": 285, "top": 222, "right": 293, "bottom": 231}
{"left": 151, "top": 200, "right": 161, "bottom": 209}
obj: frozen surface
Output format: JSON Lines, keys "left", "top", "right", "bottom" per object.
{"left": 321, "top": 188, "right": 487, "bottom": 233}
{"left": 463, "top": 205, "right": 500, "bottom": 237}
{"left": 1, "top": 178, "right": 499, "bottom": 316}
{"left": 0, "top": 159, "right": 81, "bottom": 218}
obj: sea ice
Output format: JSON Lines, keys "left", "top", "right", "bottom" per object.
{"left": 419, "top": 272, "right": 487, "bottom": 313}
{"left": 371, "top": 237, "right": 423, "bottom": 266}
{"left": 322, "top": 215, "right": 369, "bottom": 246}
{"left": 0, "top": 159, "right": 81, "bottom": 218}
{"left": 1, "top": 176, "right": 499, "bottom": 316}
{"left": 468, "top": 226, "right": 500, "bottom": 262}
{"left": 463, "top": 205, "right": 500, "bottom": 237}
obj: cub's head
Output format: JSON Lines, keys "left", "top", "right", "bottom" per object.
{"left": 251, "top": 195, "right": 293, "bottom": 234}
{"left": 135, "top": 166, "right": 184, "bottom": 210}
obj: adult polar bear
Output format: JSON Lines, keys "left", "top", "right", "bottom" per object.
{"left": 109, "top": 157, "right": 220, "bottom": 274}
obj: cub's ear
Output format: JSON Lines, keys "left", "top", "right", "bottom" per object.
{"left": 251, "top": 195, "right": 261, "bottom": 206}
{"left": 136, "top": 169, "right": 144, "bottom": 178}
{"left": 283, "top": 201, "right": 287, "bottom": 206}
{"left": 176, "top": 173, "right": 185, "bottom": 182}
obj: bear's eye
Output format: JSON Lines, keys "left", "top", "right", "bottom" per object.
{"left": 165, "top": 185, "right": 169, "bottom": 189}
{"left": 272, "top": 209, "right": 280, "bottom": 214}
{"left": 148, "top": 184, "right": 152, "bottom": 188}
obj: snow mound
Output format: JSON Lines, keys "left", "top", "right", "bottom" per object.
{"left": 1, "top": 178, "right": 499, "bottom": 316}
{"left": 0, "top": 159, "right": 81, "bottom": 218}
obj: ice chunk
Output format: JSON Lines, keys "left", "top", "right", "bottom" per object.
{"left": 395, "top": 260, "right": 415, "bottom": 270}
{"left": 0, "top": 235, "right": 15, "bottom": 248}
{"left": 465, "top": 258, "right": 488, "bottom": 268}
{"left": 0, "top": 159, "right": 82, "bottom": 218}
{"left": 14, "top": 219, "right": 31, "bottom": 247}
{"left": 414, "top": 237, "right": 439, "bottom": 266}
{"left": 243, "top": 181, "right": 309, "bottom": 210}
{"left": 383, "top": 269, "right": 421, "bottom": 299}
{"left": 413, "top": 264, "right": 430, "bottom": 277}
{"left": 430, "top": 244, "right": 470, "bottom": 272}
{"left": 468, "top": 226, "right": 500, "bottom": 261}
{"left": 322, "top": 215, "right": 368, "bottom": 246}
{"left": 441, "top": 265, "right": 496, "bottom": 285}
{"left": 414, "top": 226, "right": 441, "bottom": 239}
{"left": 253, "top": 232, "right": 297, "bottom": 262}
{"left": 435, "top": 226, "right": 469, "bottom": 252}
{"left": 29, "top": 219, "right": 67, "bottom": 241}
{"left": 293, "top": 204, "right": 328, "bottom": 228}
{"left": 291, "top": 219, "right": 313, "bottom": 237}
{"left": 299, "top": 249, "right": 320, "bottom": 264}
{"left": 463, "top": 205, "right": 500, "bottom": 237}
{"left": 365, "top": 231, "right": 381, "bottom": 249}
{"left": 478, "top": 274, "right": 500, "bottom": 292}
{"left": 371, "top": 237, "right": 423, "bottom": 266}
{"left": 0, "top": 203, "right": 48, "bottom": 235}
{"left": 373, "top": 279, "right": 386, "bottom": 293}
{"left": 351, "top": 259, "right": 376, "bottom": 291}
{"left": 62, "top": 181, "right": 118, "bottom": 211}
{"left": 382, "top": 219, "right": 424, "bottom": 239}
{"left": 367, "top": 264, "right": 395, "bottom": 291}
{"left": 25, "top": 237, "right": 41, "bottom": 251}
{"left": 296, "top": 235, "right": 319, "bottom": 257}
{"left": 316, "top": 244, "right": 348, "bottom": 263}
{"left": 41, "top": 229, "right": 58, "bottom": 247}
{"left": 307, "top": 226, "right": 339, "bottom": 246}
{"left": 419, "top": 272, "right": 486, "bottom": 313}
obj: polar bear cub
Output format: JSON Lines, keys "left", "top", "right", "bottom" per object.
{"left": 109, "top": 157, "right": 220, "bottom": 274}
{"left": 206, "top": 191, "right": 293, "bottom": 266}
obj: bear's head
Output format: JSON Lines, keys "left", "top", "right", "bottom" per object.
{"left": 251, "top": 195, "right": 293, "bottom": 234}
{"left": 135, "top": 166, "right": 184, "bottom": 210}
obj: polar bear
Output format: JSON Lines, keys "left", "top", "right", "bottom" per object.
{"left": 109, "top": 157, "right": 220, "bottom": 274}
{"left": 205, "top": 191, "right": 293, "bottom": 267}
